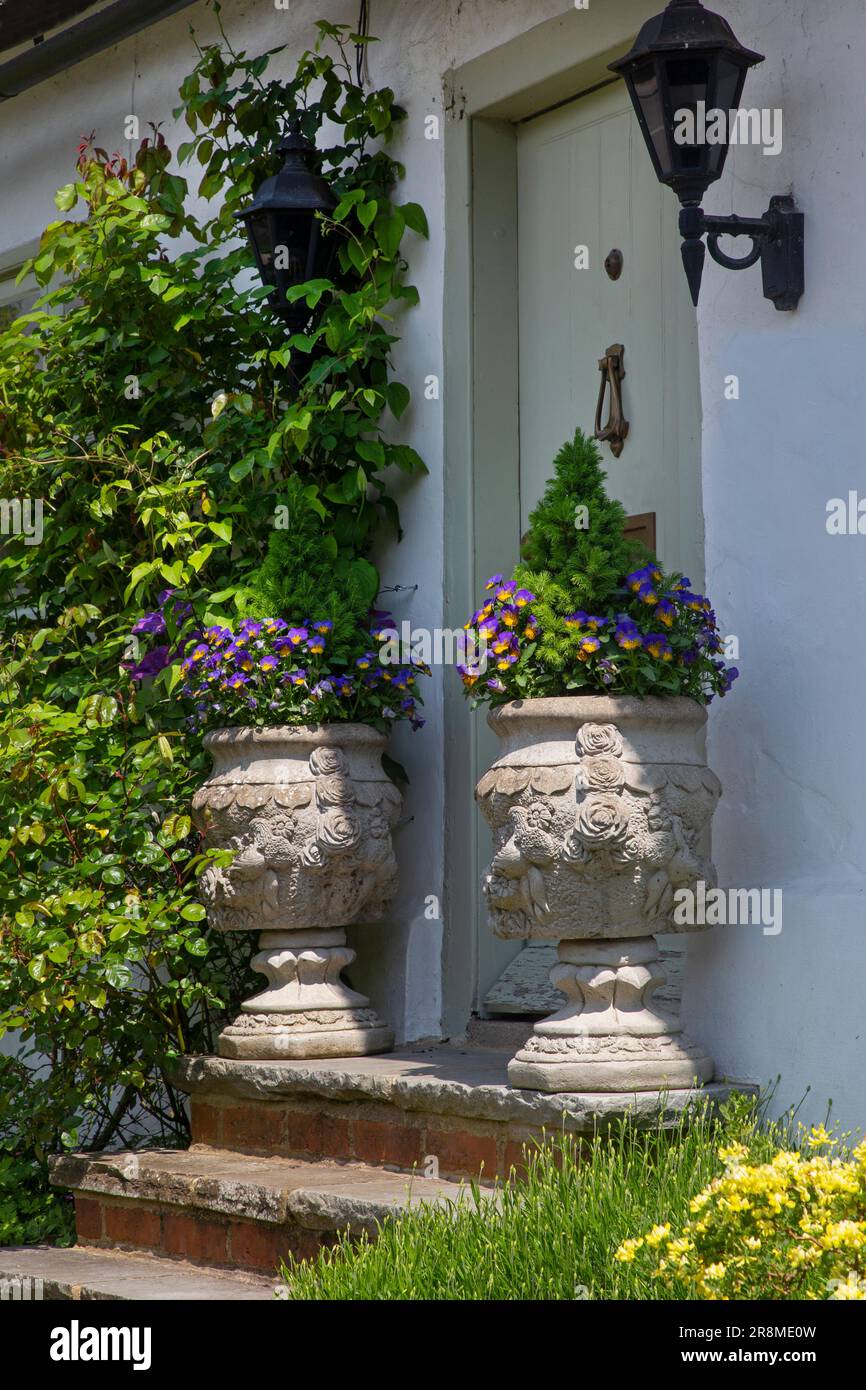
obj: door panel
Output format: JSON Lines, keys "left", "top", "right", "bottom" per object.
{"left": 476, "top": 81, "right": 703, "bottom": 1013}
{"left": 517, "top": 82, "right": 702, "bottom": 566}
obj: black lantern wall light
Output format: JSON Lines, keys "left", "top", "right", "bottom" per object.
{"left": 234, "top": 123, "right": 338, "bottom": 331}
{"left": 609, "top": 0, "right": 804, "bottom": 309}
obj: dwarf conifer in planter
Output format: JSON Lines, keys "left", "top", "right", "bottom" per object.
{"left": 461, "top": 430, "right": 736, "bottom": 1096}
{"left": 460, "top": 429, "right": 737, "bottom": 704}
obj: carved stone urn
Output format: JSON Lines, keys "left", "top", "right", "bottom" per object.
{"left": 191, "top": 724, "right": 401, "bottom": 1061}
{"left": 476, "top": 697, "right": 721, "bottom": 1094}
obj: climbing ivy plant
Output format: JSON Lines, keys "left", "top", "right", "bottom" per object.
{"left": 169, "top": 13, "right": 428, "bottom": 547}
{"left": 0, "top": 9, "right": 426, "bottom": 1234}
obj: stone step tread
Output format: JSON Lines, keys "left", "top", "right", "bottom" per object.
{"left": 51, "top": 1147, "right": 477, "bottom": 1230}
{"left": 175, "top": 1045, "right": 747, "bottom": 1130}
{"left": 0, "top": 1245, "right": 276, "bottom": 1301}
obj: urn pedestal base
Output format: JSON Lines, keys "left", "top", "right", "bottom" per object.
{"left": 217, "top": 928, "right": 394, "bottom": 1061}
{"left": 506, "top": 938, "right": 713, "bottom": 1094}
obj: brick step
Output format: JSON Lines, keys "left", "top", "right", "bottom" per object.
{"left": 0, "top": 1244, "right": 276, "bottom": 1300}
{"left": 50, "top": 1147, "right": 474, "bottom": 1275}
{"left": 175, "top": 1045, "right": 738, "bottom": 1181}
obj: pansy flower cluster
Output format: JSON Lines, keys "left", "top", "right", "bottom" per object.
{"left": 127, "top": 593, "right": 428, "bottom": 731}
{"left": 460, "top": 561, "right": 738, "bottom": 706}
{"left": 457, "top": 576, "right": 540, "bottom": 697}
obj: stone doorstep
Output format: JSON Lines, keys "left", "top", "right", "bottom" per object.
{"left": 173, "top": 1046, "right": 751, "bottom": 1178}
{"left": 173, "top": 1045, "right": 749, "bottom": 1129}
{"left": 0, "top": 1245, "right": 276, "bottom": 1301}
{"left": 50, "top": 1148, "right": 479, "bottom": 1273}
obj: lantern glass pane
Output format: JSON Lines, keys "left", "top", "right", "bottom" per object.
{"left": 247, "top": 212, "right": 276, "bottom": 287}
{"left": 632, "top": 58, "right": 670, "bottom": 178}
{"left": 712, "top": 55, "right": 748, "bottom": 115}
{"left": 663, "top": 54, "right": 713, "bottom": 177}
{"left": 271, "top": 212, "right": 311, "bottom": 279}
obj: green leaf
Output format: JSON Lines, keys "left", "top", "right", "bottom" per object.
{"left": 104, "top": 963, "right": 133, "bottom": 990}
{"left": 55, "top": 184, "right": 77, "bottom": 212}
{"left": 400, "top": 202, "right": 429, "bottom": 238}
{"left": 188, "top": 544, "right": 214, "bottom": 573}
{"left": 387, "top": 382, "right": 410, "bottom": 419}
{"left": 199, "top": 171, "right": 225, "bottom": 200}
{"left": 357, "top": 439, "right": 385, "bottom": 466}
{"left": 390, "top": 444, "right": 428, "bottom": 474}
{"left": 333, "top": 188, "right": 366, "bottom": 221}
{"left": 381, "top": 752, "right": 409, "bottom": 789}
{"left": 180, "top": 902, "right": 207, "bottom": 922}
{"left": 141, "top": 213, "right": 172, "bottom": 232}
{"left": 28, "top": 957, "right": 48, "bottom": 983}
{"left": 374, "top": 209, "right": 405, "bottom": 259}
{"left": 346, "top": 237, "right": 368, "bottom": 275}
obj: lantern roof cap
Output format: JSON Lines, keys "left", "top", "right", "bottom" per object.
{"left": 277, "top": 128, "right": 315, "bottom": 156}
{"left": 234, "top": 125, "right": 337, "bottom": 222}
{"left": 609, "top": 0, "right": 763, "bottom": 74}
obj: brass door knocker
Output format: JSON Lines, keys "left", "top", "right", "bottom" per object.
{"left": 594, "top": 343, "right": 629, "bottom": 457}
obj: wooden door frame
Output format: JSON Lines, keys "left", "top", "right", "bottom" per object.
{"left": 440, "top": 2, "right": 662, "bottom": 1034}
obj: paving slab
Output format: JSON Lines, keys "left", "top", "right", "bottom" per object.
{"left": 173, "top": 1044, "right": 754, "bottom": 1131}
{"left": 0, "top": 1245, "right": 276, "bottom": 1300}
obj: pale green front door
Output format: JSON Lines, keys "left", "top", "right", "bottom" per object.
{"left": 476, "top": 80, "right": 703, "bottom": 1013}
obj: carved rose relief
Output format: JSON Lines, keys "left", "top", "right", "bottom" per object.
{"left": 577, "top": 722, "right": 623, "bottom": 757}
{"left": 477, "top": 718, "right": 719, "bottom": 941}
{"left": 309, "top": 747, "right": 346, "bottom": 777}
{"left": 316, "top": 774, "right": 355, "bottom": 807}
{"left": 573, "top": 792, "right": 631, "bottom": 849}
{"left": 576, "top": 753, "right": 625, "bottom": 793}
{"left": 317, "top": 808, "right": 361, "bottom": 852}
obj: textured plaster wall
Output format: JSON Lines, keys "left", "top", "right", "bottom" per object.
{"left": 3, "top": 0, "right": 863, "bottom": 1110}
{"left": 0, "top": 0, "right": 571, "bottom": 1044}
{"left": 683, "top": 0, "right": 866, "bottom": 1130}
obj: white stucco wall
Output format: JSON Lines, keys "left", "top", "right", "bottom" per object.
{"left": 0, "top": 0, "right": 568, "bottom": 1046}
{"left": 683, "top": 0, "right": 866, "bottom": 1131}
{"left": 3, "top": 0, "right": 865, "bottom": 1124}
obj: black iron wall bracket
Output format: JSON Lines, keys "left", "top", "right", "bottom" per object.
{"left": 678, "top": 195, "right": 804, "bottom": 311}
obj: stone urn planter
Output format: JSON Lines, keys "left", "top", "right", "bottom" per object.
{"left": 476, "top": 696, "right": 721, "bottom": 1094}
{"left": 191, "top": 724, "right": 402, "bottom": 1061}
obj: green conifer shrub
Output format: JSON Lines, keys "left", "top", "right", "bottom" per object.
{"left": 236, "top": 478, "right": 379, "bottom": 661}
{"left": 459, "top": 430, "right": 738, "bottom": 704}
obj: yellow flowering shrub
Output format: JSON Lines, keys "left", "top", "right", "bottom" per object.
{"left": 615, "top": 1127, "right": 866, "bottom": 1300}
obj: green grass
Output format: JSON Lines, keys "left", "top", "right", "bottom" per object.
{"left": 282, "top": 1092, "right": 774, "bottom": 1301}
